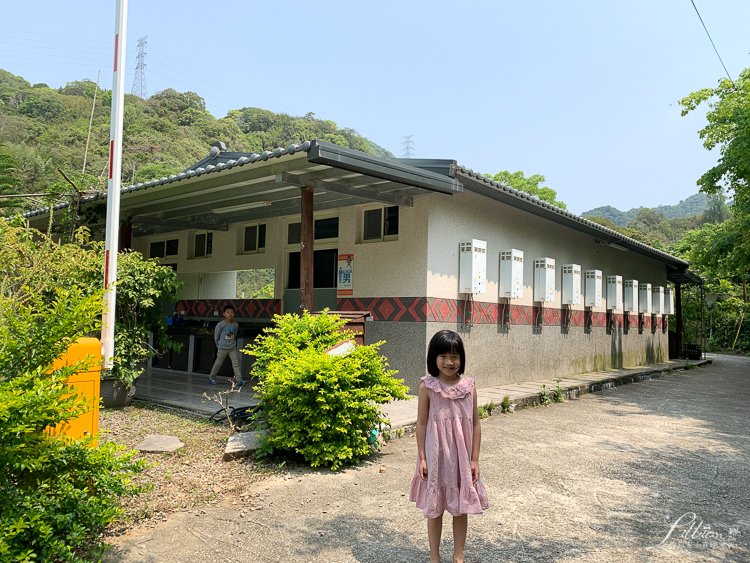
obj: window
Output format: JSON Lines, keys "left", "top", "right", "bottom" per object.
{"left": 194, "top": 232, "right": 213, "bottom": 258}
{"left": 150, "top": 238, "right": 179, "bottom": 259}
{"left": 287, "top": 216, "right": 339, "bottom": 246}
{"left": 287, "top": 249, "right": 338, "bottom": 289}
{"left": 363, "top": 205, "right": 399, "bottom": 242}
{"left": 243, "top": 223, "right": 266, "bottom": 254}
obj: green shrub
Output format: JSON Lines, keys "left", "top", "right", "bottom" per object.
{"left": 246, "top": 311, "right": 408, "bottom": 469}
{"left": 552, "top": 378, "right": 565, "bottom": 403}
{"left": 0, "top": 221, "right": 182, "bottom": 389}
{"left": 501, "top": 395, "right": 512, "bottom": 413}
{"left": 0, "top": 369, "right": 147, "bottom": 562}
{"left": 539, "top": 384, "right": 552, "bottom": 406}
{"left": 0, "top": 222, "right": 147, "bottom": 561}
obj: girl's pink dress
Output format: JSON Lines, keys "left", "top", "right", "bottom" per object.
{"left": 409, "top": 376, "right": 489, "bottom": 518}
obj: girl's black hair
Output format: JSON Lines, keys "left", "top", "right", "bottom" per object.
{"left": 426, "top": 330, "right": 466, "bottom": 377}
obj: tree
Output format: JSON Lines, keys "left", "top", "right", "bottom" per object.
{"left": 679, "top": 65, "right": 750, "bottom": 300}
{"left": 0, "top": 143, "right": 22, "bottom": 211}
{"left": 679, "top": 67, "right": 750, "bottom": 211}
{"left": 673, "top": 221, "right": 748, "bottom": 303}
{"left": 1, "top": 69, "right": 394, "bottom": 202}
{"left": 486, "top": 170, "right": 567, "bottom": 209}
{"left": 704, "top": 190, "right": 732, "bottom": 224}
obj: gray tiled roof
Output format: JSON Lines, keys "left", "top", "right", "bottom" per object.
{"left": 455, "top": 165, "right": 689, "bottom": 268}
{"left": 22, "top": 141, "right": 314, "bottom": 219}
{"left": 19, "top": 140, "right": 690, "bottom": 270}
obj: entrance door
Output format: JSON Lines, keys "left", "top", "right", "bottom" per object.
{"left": 285, "top": 249, "right": 338, "bottom": 312}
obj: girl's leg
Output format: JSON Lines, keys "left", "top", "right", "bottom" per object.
{"left": 427, "top": 515, "right": 443, "bottom": 563}
{"left": 452, "top": 514, "right": 468, "bottom": 563}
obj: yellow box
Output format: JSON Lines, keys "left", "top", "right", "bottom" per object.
{"left": 46, "top": 337, "right": 101, "bottom": 443}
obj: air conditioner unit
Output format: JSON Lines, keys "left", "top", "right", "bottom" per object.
{"left": 624, "top": 280, "right": 639, "bottom": 312}
{"left": 562, "top": 264, "right": 581, "bottom": 305}
{"left": 639, "top": 283, "right": 652, "bottom": 314}
{"left": 606, "top": 275, "right": 623, "bottom": 310}
{"left": 459, "top": 239, "right": 487, "bottom": 294}
{"left": 533, "top": 258, "right": 555, "bottom": 303}
{"left": 652, "top": 286, "right": 664, "bottom": 314}
{"left": 585, "top": 270, "right": 602, "bottom": 308}
{"left": 665, "top": 287, "right": 675, "bottom": 315}
{"left": 499, "top": 249, "right": 523, "bottom": 299}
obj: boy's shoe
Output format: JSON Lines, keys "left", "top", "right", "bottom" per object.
{"left": 208, "top": 378, "right": 217, "bottom": 385}
{"left": 234, "top": 379, "right": 245, "bottom": 387}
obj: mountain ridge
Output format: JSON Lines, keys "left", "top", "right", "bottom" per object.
{"left": 581, "top": 193, "right": 709, "bottom": 226}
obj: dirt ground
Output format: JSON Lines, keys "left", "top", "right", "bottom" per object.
{"left": 98, "top": 402, "right": 281, "bottom": 535}
{"left": 103, "top": 355, "right": 750, "bottom": 562}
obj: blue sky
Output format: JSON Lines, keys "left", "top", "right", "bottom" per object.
{"left": 2, "top": 1, "right": 749, "bottom": 215}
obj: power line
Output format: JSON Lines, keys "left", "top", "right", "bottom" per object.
{"left": 0, "top": 27, "right": 111, "bottom": 45}
{"left": 0, "top": 39, "right": 114, "bottom": 55}
{"left": 0, "top": 52, "right": 112, "bottom": 64}
{"left": 148, "top": 47, "right": 303, "bottom": 115}
{"left": 689, "top": 0, "right": 733, "bottom": 82}
{"left": 131, "top": 36, "right": 147, "bottom": 99}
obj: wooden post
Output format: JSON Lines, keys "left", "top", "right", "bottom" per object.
{"left": 675, "top": 283, "right": 683, "bottom": 358}
{"left": 300, "top": 187, "right": 314, "bottom": 312}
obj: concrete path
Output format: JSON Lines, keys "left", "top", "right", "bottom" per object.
{"left": 382, "top": 358, "right": 709, "bottom": 429}
{"left": 137, "top": 360, "right": 710, "bottom": 430}
{"left": 105, "top": 354, "right": 749, "bottom": 563}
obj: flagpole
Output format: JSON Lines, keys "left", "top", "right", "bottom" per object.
{"left": 102, "top": 0, "right": 128, "bottom": 370}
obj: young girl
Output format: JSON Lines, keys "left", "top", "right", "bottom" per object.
{"left": 409, "top": 330, "right": 489, "bottom": 563}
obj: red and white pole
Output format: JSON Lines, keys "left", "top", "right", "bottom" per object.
{"left": 102, "top": 0, "right": 128, "bottom": 370}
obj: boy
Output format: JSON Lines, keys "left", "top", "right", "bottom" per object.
{"left": 209, "top": 304, "right": 244, "bottom": 386}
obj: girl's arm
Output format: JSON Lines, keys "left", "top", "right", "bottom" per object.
{"left": 416, "top": 381, "right": 430, "bottom": 480}
{"left": 471, "top": 387, "right": 481, "bottom": 484}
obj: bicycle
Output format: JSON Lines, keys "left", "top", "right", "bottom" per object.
{"left": 209, "top": 404, "right": 263, "bottom": 425}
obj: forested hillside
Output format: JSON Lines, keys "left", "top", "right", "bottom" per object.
{"left": 0, "top": 69, "right": 393, "bottom": 214}
{"left": 582, "top": 193, "right": 709, "bottom": 225}
{"left": 584, "top": 191, "right": 731, "bottom": 249}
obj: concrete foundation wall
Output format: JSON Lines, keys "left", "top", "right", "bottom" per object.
{"left": 364, "top": 321, "right": 427, "bottom": 392}
{"left": 428, "top": 322, "right": 668, "bottom": 391}
{"left": 373, "top": 317, "right": 668, "bottom": 394}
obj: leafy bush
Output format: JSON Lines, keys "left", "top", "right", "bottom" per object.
{"left": 0, "top": 369, "right": 146, "bottom": 562}
{"left": 106, "top": 250, "right": 182, "bottom": 387}
{"left": 0, "top": 223, "right": 147, "bottom": 561}
{"left": 246, "top": 311, "right": 408, "bottom": 469}
{"left": 0, "top": 221, "right": 181, "bottom": 388}
{"left": 501, "top": 395, "right": 512, "bottom": 413}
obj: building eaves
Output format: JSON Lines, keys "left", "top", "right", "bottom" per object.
{"left": 21, "top": 141, "right": 314, "bottom": 220}
{"left": 455, "top": 166, "right": 689, "bottom": 269}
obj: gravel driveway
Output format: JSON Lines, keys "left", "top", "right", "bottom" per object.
{"left": 105, "top": 354, "right": 750, "bottom": 563}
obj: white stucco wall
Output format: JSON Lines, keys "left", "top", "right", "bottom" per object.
{"left": 131, "top": 184, "right": 671, "bottom": 309}
{"left": 131, "top": 197, "right": 431, "bottom": 302}
{"left": 131, "top": 217, "right": 281, "bottom": 301}
{"left": 343, "top": 197, "right": 430, "bottom": 297}
{"left": 425, "top": 189, "right": 669, "bottom": 312}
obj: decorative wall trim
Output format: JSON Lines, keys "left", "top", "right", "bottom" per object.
{"left": 175, "top": 299, "right": 281, "bottom": 319}
{"left": 337, "top": 297, "right": 661, "bottom": 329}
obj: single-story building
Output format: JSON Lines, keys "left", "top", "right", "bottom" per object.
{"left": 25, "top": 140, "right": 701, "bottom": 392}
